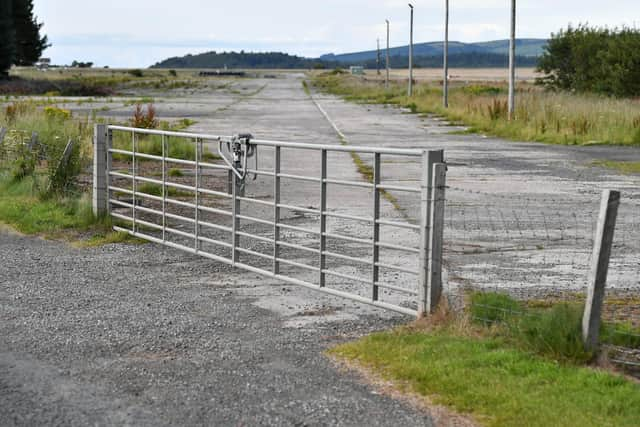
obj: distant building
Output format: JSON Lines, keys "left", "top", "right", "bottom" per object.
{"left": 349, "top": 66, "right": 364, "bottom": 75}
{"left": 36, "top": 58, "right": 51, "bottom": 69}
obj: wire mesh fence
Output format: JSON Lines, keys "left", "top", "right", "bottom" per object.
{"left": 441, "top": 183, "right": 640, "bottom": 369}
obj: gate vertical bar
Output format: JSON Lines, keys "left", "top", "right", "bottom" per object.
{"left": 132, "top": 131, "right": 137, "bottom": 233}
{"left": 427, "top": 163, "right": 447, "bottom": 312}
{"left": 106, "top": 128, "right": 112, "bottom": 217}
{"left": 161, "top": 135, "right": 166, "bottom": 242}
{"left": 319, "top": 149, "right": 327, "bottom": 287}
{"left": 232, "top": 168, "right": 241, "bottom": 265}
{"left": 195, "top": 138, "right": 201, "bottom": 252}
{"left": 418, "top": 149, "right": 444, "bottom": 316}
{"left": 372, "top": 153, "right": 381, "bottom": 301}
{"left": 273, "top": 146, "right": 281, "bottom": 274}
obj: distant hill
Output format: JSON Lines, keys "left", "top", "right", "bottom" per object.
{"left": 152, "top": 51, "right": 333, "bottom": 69}
{"left": 151, "top": 39, "right": 547, "bottom": 70}
{"left": 320, "top": 39, "right": 547, "bottom": 64}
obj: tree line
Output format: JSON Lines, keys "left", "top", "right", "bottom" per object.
{"left": 537, "top": 25, "right": 640, "bottom": 97}
{"left": 0, "top": 0, "right": 49, "bottom": 77}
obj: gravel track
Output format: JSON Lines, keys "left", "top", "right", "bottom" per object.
{"left": 0, "top": 230, "right": 433, "bottom": 426}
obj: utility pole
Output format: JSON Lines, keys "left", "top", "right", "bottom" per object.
{"left": 377, "top": 38, "right": 381, "bottom": 75}
{"left": 508, "top": 0, "right": 516, "bottom": 120}
{"left": 386, "top": 19, "right": 390, "bottom": 88}
{"left": 443, "top": 0, "right": 449, "bottom": 108}
{"left": 408, "top": 3, "right": 414, "bottom": 97}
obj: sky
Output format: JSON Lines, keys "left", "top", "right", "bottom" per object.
{"left": 33, "top": 0, "right": 639, "bottom": 68}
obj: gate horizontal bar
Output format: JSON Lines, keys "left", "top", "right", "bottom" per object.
{"left": 375, "top": 261, "right": 420, "bottom": 275}
{"left": 324, "top": 211, "right": 371, "bottom": 223}
{"left": 107, "top": 126, "right": 423, "bottom": 156}
{"left": 376, "top": 241, "right": 421, "bottom": 254}
{"left": 278, "top": 203, "right": 319, "bottom": 215}
{"left": 376, "top": 219, "right": 420, "bottom": 230}
{"left": 323, "top": 232, "right": 372, "bottom": 245}
{"left": 323, "top": 250, "right": 372, "bottom": 265}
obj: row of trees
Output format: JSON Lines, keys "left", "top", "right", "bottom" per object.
{"left": 537, "top": 25, "right": 640, "bottom": 97}
{"left": 0, "top": 0, "right": 49, "bottom": 77}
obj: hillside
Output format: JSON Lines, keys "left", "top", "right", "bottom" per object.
{"left": 320, "top": 38, "right": 547, "bottom": 63}
{"left": 151, "top": 39, "right": 546, "bottom": 69}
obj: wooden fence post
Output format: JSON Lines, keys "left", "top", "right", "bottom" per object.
{"left": 582, "top": 190, "right": 621, "bottom": 351}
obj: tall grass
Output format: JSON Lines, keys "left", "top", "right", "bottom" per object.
{"left": 312, "top": 73, "right": 640, "bottom": 146}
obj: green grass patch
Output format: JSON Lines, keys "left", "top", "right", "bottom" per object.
{"left": 310, "top": 73, "right": 640, "bottom": 146}
{"left": 591, "top": 160, "right": 640, "bottom": 175}
{"left": 331, "top": 328, "right": 640, "bottom": 427}
{"left": 168, "top": 168, "right": 184, "bottom": 177}
{"left": 76, "top": 231, "right": 144, "bottom": 247}
{"left": 0, "top": 175, "right": 96, "bottom": 234}
{"left": 470, "top": 292, "right": 593, "bottom": 363}
{"left": 136, "top": 182, "right": 192, "bottom": 198}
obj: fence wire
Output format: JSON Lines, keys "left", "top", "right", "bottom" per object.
{"left": 442, "top": 184, "right": 640, "bottom": 370}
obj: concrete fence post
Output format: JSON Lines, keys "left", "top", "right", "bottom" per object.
{"left": 418, "top": 149, "right": 444, "bottom": 316}
{"left": 93, "top": 124, "right": 108, "bottom": 217}
{"left": 0, "top": 127, "right": 7, "bottom": 147}
{"left": 582, "top": 189, "right": 621, "bottom": 351}
{"left": 427, "top": 163, "right": 447, "bottom": 314}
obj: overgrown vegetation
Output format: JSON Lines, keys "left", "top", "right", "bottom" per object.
{"left": 0, "top": 100, "right": 134, "bottom": 244}
{"left": 537, "top": 25, "right": 640, "bottom": 97}
{"left": 470, "top": 292, "right": 593, "bottom": 363}
{"left": 311, "top": 72, "right": 640, "bottom": 146}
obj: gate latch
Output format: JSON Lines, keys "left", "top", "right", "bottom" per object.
{"left": 218, "top": 133, "right": 258, "bottom": 181}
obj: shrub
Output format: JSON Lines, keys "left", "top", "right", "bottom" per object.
{"left": 44, "top": 106, "right": 72, "bottom": 122}
{"left": 131, "top": 103, "right": 158, "bottom": 129}
{"left": 128, "top": 69, "right": 144, "bottom": 78}
{"left": 168, "top": 69, "right": 177, "bottom": 77}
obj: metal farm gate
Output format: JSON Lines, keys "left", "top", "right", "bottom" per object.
{"left": 93, "top": 124, "right": 446, "bottom": 317}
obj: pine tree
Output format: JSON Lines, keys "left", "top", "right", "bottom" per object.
{"left": 0, "top": 0, "right": 15, "bottom": 76}
{"left": 12, "top": 0, "right": 49, "bottom": 66}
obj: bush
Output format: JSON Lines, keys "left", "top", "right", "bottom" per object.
{"left": 131, "top": 103, "right": 158, "bottom": 129}
{"left": 168, "top": 69, "right": 177, "bottom": 77}
{"left": 537, "top": 25, "right": 640, "bottom": 97}
{"left": 128, "top": 69, "right": 144, "bottom": 78}
{"left": 44, "top": 106, "right": 72, "bottom": 122}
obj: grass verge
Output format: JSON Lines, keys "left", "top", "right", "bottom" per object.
{"left": 0, "top": 174, "right": 138, "bottom": 245}
{"left": 330, "top": 327, "right": 640, "bottom": 427}
{"left": 310, "top": 72, "right": 640, "bottom": 146}
{"left": 591, "top": 160, "right": 640, "bottom": 175}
